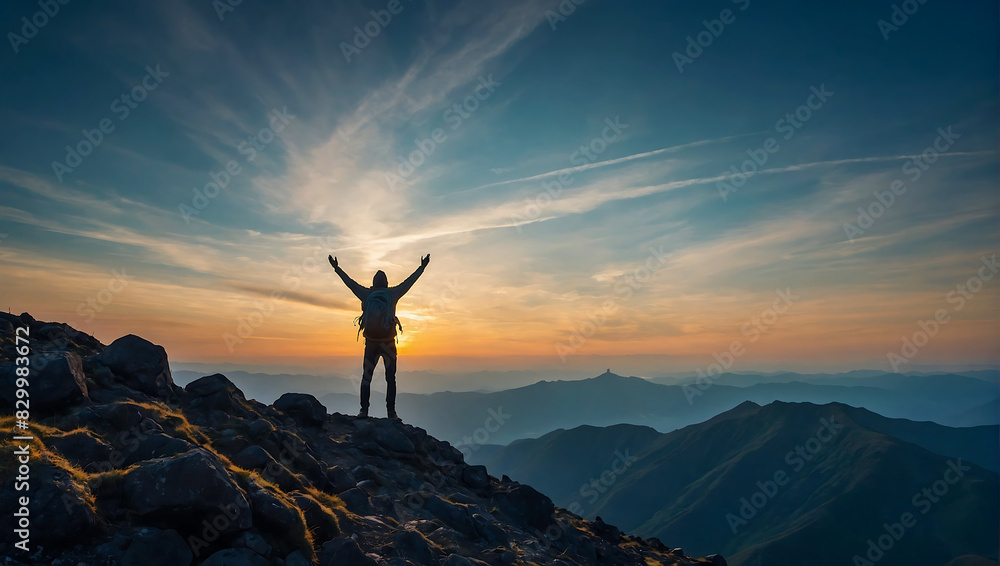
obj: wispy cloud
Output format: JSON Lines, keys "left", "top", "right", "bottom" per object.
{"left": 442, "top": 132, "right": 768, "bottom": 197}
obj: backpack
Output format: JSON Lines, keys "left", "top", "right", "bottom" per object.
{"left": 355, "top": 289, "right": 402, "bottom": 341}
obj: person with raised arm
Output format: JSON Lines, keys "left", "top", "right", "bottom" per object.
{"left": 329, "top": 254, "right": 430, "bottom": 421}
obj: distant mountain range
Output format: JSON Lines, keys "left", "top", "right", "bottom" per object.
{"left": 309, "top": 370, "right": 998, "bottom": 445}
{"left": 173, "top": 368, "right": 999, "bottom": 448}
{"left": 471, "top": 401, "right": 1000, "bottom": 566}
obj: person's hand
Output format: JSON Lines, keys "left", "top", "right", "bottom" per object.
{"left": 421, "top": 254, "right": 430, "bottom": 267}
{"left": 328, "top": 255, "right": 338, "bottom": 269}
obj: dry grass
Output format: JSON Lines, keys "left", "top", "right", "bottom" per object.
{"left": 0, "top": 417, "right": 99, "bottom": 513}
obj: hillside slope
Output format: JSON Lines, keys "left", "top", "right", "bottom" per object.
{"left": 475, "top": 401, "right": 999, "bottom": 566}
{"left": 0, "top": 313, "right": 727, "bottom": 566}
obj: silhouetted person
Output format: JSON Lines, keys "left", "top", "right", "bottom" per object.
{"left": 329, "top": 254, "right": 430, "bottom": 421}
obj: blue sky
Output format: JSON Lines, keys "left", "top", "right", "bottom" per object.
{"left": 0, "top": 0, "right": 997, "bottom": 373}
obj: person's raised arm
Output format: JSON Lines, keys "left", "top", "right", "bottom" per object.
{"left": 392, "top": 254, "right": 430, "bottom": 299}
{"left": 329, "top": 255, "right": 366, "bottom": 300}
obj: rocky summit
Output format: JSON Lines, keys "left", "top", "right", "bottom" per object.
{"left": 0, "top": 313, "right": 728, "bottom": 566}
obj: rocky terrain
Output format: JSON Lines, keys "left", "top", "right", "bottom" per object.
{"left": 0, "top": 313, "right": 727, "bottom": 566}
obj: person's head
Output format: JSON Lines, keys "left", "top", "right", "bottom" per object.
{"left": 372, "top": 270, "right": 388, "bottom": 288}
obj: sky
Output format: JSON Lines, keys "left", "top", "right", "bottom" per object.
{"left": 0, "top": 0, "right": 997, "bottom": 377}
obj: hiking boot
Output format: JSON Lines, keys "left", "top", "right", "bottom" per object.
{"left": 357, "top": 409, "right": 369, "bottom": 418}
{"left": 387, "top": 410, "right": 402, "bottom": 422}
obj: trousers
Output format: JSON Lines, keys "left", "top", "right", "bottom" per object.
{"left": 360, "top": 339, "right": 397, "bottom": 411}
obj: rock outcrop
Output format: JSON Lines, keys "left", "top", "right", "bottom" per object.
{"left": 0, "top": 314, "right": 726, "bottom": 565}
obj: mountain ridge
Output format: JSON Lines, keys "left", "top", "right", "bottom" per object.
{"left": 0, "top": 312, "right": 728, "bottom": 566}
{"left": 474, "top": 401, "right": 1000, "bottom": 566}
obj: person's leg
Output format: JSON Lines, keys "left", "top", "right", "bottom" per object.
{"left": 381, "top": 341, "right": 398, "bottom": 416}
{"left": 360, "top": 341, "right": 380, "bottom": 415}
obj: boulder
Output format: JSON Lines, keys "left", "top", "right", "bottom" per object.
{"left": 706, "top": 554, "right": 728, "bottom": 566}
{"left": 201, "top": 548, "right": 268, "bottom": 566}
{"left": 592, "top": 515, "right": 622, "bottom": 542}
{"left": 0, "top": 352, "right": 89, "bottom": 411}
{"left": 33, "top": 322, "right": 104, "bottom": 357}
{"left": 120, "top": 527, "right": 192, "bottom": 566}
{"left": 120, "top": 432, "right": 196, "bottom": 467}
{"left": 290, "top": 491, "right": 340, "bottom": 544}
{"left": 374, "top": 425, "right": 415, "bottom": 453}
{"left": 232, "top": 445, "right": 278, "bottom": 470}
{"left": 233, "top": 531, "right": 272, "bottom": 557}
{"left": 351, "top": 464, "right": 378, "bottom": 483}
{"left": 646, "top": 537, "right": 667, "bottom": 551}
{"left": 92, "top": 401, "right": 156, "bottom": 430}
{"left": 183, "top": 373, "right": 249, "bottom": 414}
{"left": 122, "top": 448, "right": 251, "bottom": 532}
{"left": 47, "top": 429, "right": 114, "bottom": 472}
{"left": 0, "top": 459, "right": 105, "bottom": 552}
{"left": 248, "top": 483, "right": 300, "bottom": 531}
{"left": 92, "top": 334, "right": 175, "bottom": 398}
{"left": 185, "top": 373, "right": 244, "bottom": 399}
{"left": 392, "top": 529, "right": 435, "bottom": 565}
{"left": 339, "top": 487, "right": 375, "bottom": 516}
{"left": 492, "top": 484, "right": 556, "bottom": 532}
{"left": 423, "top": 494, "right": 474, "bottom": 535}
{"left": 273, "top": 392, "right": 327, "bottom": 426}
{"left": 472, "top": 513, "right": 507, "bottom": 545}
{"left": 327, "top": 465, "right": 356, "bottom": 493}
{"left": 462, "top": 465, "right": 490, "bottom": 489}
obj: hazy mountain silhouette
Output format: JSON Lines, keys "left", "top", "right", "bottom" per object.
{"left": 314, "top": 371, "right": 998, "bottom": 446}
{"left": 472, "top": 401, "right": 999, "bottom": 566}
